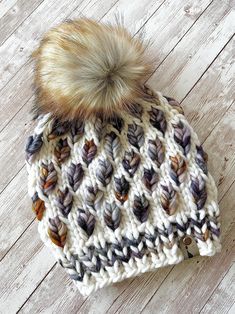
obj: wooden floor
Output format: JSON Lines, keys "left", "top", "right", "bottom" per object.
{"left": 0, "top": 0, "right": 235, "bottom": 313}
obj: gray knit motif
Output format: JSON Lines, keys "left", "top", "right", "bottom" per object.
{"left": 104, "top": 132, "right": 120, "bottom": 161}
{"left": 67, "top": 163, "right": 84, "bottom": 192}
{"left": 56, "top": 187, "right": 73, "bottom": 217}
{"left": 104, "top": 202, "right": 121, "bottom": 231}
{"left": 26, "top": 86, "right": 221, "bottom": 296}
{"left": 122, "top": 150, "right": 141, "bottom": 177}
{"left": 142, "top": 167, "right": 158, "bottom": 193}
{"left": 133, "top": 194, "right": 149, "bottom": 223}
{"left": 71, "top": 119, "right": 84, "bottom": 143}
{"left": 148, "top": 137, "right": 165, "bottom": 167}
{"left": 96, "top": 158, "right": 113, "bottom": 187}
{"left": 77, "top": 209, "right": 96, "bottom": 237}
{"left": 114, "top": 175, "right": 130, "bottom": 204}
{"left": 127, "top": 123, "right": 144, "bottom": 150}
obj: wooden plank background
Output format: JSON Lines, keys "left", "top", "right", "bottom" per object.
{"left": 0, "top": 0, "right": 234, "bottom": 313}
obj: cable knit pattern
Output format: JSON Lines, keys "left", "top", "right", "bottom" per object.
{"left": 26, "top": 86, "right": 221, "bottom": 296}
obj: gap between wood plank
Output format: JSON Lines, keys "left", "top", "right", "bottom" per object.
{"left": 0, "top": 1, "right": 19, "bottom": 20}
{"left": 81, "top": 0, "right": 120, "bottom": 21}
{"left": 228, "top": 303, "right": 235, "bottom": 313}
{"left": 0, "top": 163, "right": 24, "bottom": 196}
{"left": 0, "top": 0, "right": 232, "bottom": 304}
{"left": 0, "top": 0, "right": 206, "bottom": 136}
{"left": 0, "top": 0, "right": 19, "bottom": 20}
{"left": 200, "top": 236, "right": 235, "bottom": 313}
{"left": 137, "top": 266, "right": 175, "bottom": 314}
{"left": 0, "top": 0, "right": 45, "bottom": 46}
{"left": 219, "top": 176, "right": 235, "bottom": 205}
{"left": 198, "top": 263, "right": 235, "bottom": 313}
{"left": 0, "top": 0, "right": 120, "bottom": 134}
{"left": 16, "top": 263, "right": 58, "bottom": 314}
{"left": 109, "top": 268, "right": 176, "bottom": 314}
{"left": 103, "top": 278, "right": 136, "bottom": 313}
{"left": 132, "top": 0, "right": 167, "bottom": 37}
{"left": 0, "top": 0, "right": 163, "bottom": 99}
{"left": 0, "top": 93, "right": 33, "bottom": 133}
{"left": 202, "top": 100, "right": 234, "bottom": 146}
{"left": 0, "top": 0, "right": 91, "bottom": 94}
{"left": 0, "top": 213, "right": 34, "bottom": 263}
{"left": 202, "top": 240, "right": 235, "bottom": 312}
{"left": 180, "top": 33, "right": 235, "bottom": 106}
{"left": 1, "top": 0, "right": 233, "bottom": 310}
{"left": 141, "top": 0, "right": 214, "bottom": 80}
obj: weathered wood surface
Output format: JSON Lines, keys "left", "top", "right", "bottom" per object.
{"left": 200, "top": 263, "right": 235, "bottom": 314}
{"left": 0, "top": 0, "right": 234, "bottom": 313}
{"left": 0, "top": 0, "right": 44, "bottom": 45}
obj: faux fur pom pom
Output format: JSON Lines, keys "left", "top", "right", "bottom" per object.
{"left": 33, "top": 18, "right": 153, "bottom": 120}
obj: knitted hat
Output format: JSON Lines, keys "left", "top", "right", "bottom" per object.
{"left": 26, "top": 18, "right": 221, "bottom": 296}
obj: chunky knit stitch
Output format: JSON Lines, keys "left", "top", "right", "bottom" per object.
{"left": 26, "top": 86, "right": 221, "bottom": 296}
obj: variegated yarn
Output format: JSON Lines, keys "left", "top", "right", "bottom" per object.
{"left": 26, "top": 86, "right": 221, "bottom": 296}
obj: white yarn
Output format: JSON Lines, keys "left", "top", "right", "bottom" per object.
{"left": 26, "top": 88, "right": 221, "bottom": 295}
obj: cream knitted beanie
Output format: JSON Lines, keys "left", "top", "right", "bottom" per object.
{"left": 25, "top": 18, "right": 221, "bottom": 296}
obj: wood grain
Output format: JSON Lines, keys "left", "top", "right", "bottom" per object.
{"left": 0, "top": 167, "right": 32, "bottom": 260}
{"left": 228, "top": 302, "right": 235, "bottom": 314}
{"left": 19, "top": 264, "right": 86, "bottom": 314}
{"left": 200, "top": 263, "right": 235, "bottom": 314}
{"left": 0, "top": 0, "right": 234, "bottom": 313}
{"left": 0, "top": 223, "right": 55, "bottom": 314}
{"left": 0, "top": 0, "right": 120, "bottom": 130}
{"left": 0, "top": 0, "right": 44, "bottom": 45}
{"left": 148, "top": 0, "right": 235, "bottom": 99}
{"left": 102, "top": 0, "right": 166, "bottom": 33}
{"left": 0, "top": 0, "right": 19, "bottom": 20}
{"left": 0, "top": 0, "right": 83, "bottom": 91}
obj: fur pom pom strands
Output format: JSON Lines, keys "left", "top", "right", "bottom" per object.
{"left": 33, "top": 18, "right": 153, "bottom": 120}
